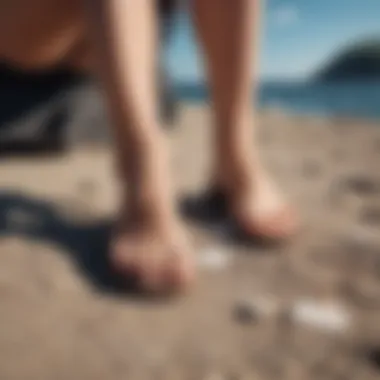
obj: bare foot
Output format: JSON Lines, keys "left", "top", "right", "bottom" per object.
{"left": 216, "top": 167, "right": 298, "bottom": 242}
{"left": 110, "top": 215, "right": 195, "bottom": 294}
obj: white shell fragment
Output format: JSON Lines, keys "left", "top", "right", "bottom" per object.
{"left": 198, "top": 246, "right": 231, "bottom": 270}
{"left": 291, "top": 298, "right": 351, "bottom": 333}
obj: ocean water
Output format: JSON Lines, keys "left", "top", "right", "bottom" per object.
{"left": 175, "top": 81, "right": 380, "bottom": 120}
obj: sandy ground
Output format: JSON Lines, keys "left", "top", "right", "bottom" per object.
{"left": 1, "top": 105, "right": 380, "bottom": 379}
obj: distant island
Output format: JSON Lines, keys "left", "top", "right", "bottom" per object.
{"left": 316, "top": 39, "right": 380, "bottom": 81}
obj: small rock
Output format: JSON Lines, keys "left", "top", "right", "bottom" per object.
{"left": 234, "top": 302, "right": 259, "bottom": 325}
{"left": 198, "top": 247, "right": 231, "bottom": 271}
{"left": 291, "top": 298, "right": 351, "bottom": 334}
{"left": 343, "top": 175, "right": 380, "bottom": 196}
{"left": 234, "top": 296, "right": 278, "bottom": 325}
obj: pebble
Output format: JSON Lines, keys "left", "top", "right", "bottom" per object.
{"left": 343, "top": 175, "right": 380, "bottom": 196}
{"left": 291, "top": 298, "right": 351, "bottom": 334}
{"left": 234, "top": 302, "right": 259, "bottom": 325}
{"left": 198, "top": 247, "right": 231, "bottom": 271}
{"left": 233, "top": 296, "right": 278, "bottom": 325}
{"left": 233, "top": 296, "right": 352, "bottom": 334}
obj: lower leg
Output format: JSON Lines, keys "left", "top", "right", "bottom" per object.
{"left": 86, "top": 0, "right": 194, "bottom": 292}
{"left": 192, "top": 0, "right": 297, "bottom": 239}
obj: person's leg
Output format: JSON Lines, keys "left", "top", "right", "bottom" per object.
{"left": 86, "top": 0, "right": 194, "bottom": 292}
{"left": 191, "top": 0, "right": 297, "bottom": 240}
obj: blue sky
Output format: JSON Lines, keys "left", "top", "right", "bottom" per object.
{"left": 167, "top": 0, "right": 380, "bottom": 81}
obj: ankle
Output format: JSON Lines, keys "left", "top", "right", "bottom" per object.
{"left": 119, "top": 202, "right": 181, "bottom": 240}
{"left": 214, "top": 156, "right": 258, "bottom": 194}
{"left": 128, "top": 188, "right": 176, "bottom": 220}
{"left": 115, "top": 133, "right": 179, "bottom": 225}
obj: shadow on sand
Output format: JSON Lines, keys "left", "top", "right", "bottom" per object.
{"left": 0, "top": 191, "right": 138, "bottom": 296}
{"left": 0, "top": 189, "right": 274, "bottom": 299}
